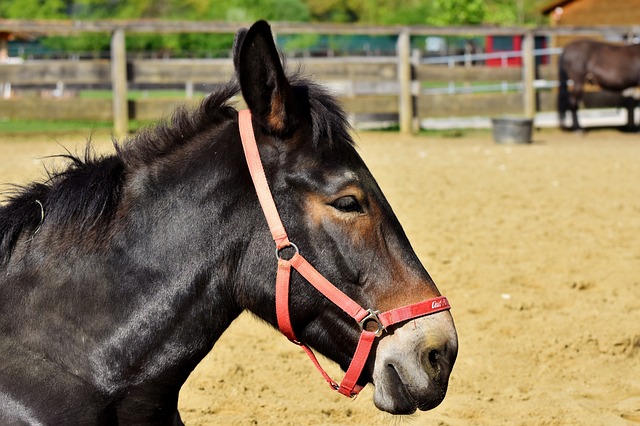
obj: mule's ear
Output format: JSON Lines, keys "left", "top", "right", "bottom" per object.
{"left": 234, "top": 20, "right": 296, "bottom": 135}
{"left": 232, "top": 27, "right": 248, "bottom": 71}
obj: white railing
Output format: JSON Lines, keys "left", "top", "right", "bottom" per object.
{"left": 421, "top": 47, "right": 563, "bottom": 95}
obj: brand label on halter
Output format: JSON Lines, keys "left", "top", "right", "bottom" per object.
{"left": 432, "top": 298, "right": 450, "bottom": 309}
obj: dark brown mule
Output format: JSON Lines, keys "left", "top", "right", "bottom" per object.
{"left": 0, "top": 21, "right": 457, "bottom": 424}
{"left": 558, "top": 39, "right": 640, "bottom": 131}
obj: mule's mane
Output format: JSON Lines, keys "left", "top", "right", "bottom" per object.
{"left": 0, "top": 74, "right": 352, "bottom": 262}
{"left": 117, "top": 83, "right": 240, "bottom": 171}
{"left": 119, "top": 72, "right": 353, "bottom": 171}
{"left": 288, "top": 73, "right": 354, "bottom": 151}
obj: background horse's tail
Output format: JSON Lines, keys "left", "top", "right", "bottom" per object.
{"left": 557, "top": 55, "right": 570, "bottom": 128}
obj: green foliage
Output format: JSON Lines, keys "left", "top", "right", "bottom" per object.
{"left": 306, "top": 0, "right": 359, "bottom": 22}
{"left": 426, "top": 0, "right": 486, "bottom": 26}
{"left": 365, "top": 0, "right": 434, "bottom": 25}
{"left": 0, "top": 0, "right": 67, "bottom": 19}
{"left": 2, "top": 0, "right": 310, "bottom": 56}
{"left": 220, "top": 0, "right": 311, "bottom": 22}
{"left": 304, "top": 0, "right": 548, "bottom": 26}
{"left": 0, "top": 0, "right": 550, "bottom": 56}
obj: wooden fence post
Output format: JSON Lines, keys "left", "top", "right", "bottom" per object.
{"left": 0, "top": 34, "right": 8, "bottom": 62}
{"left": 110, "top": 28, "right": 129, "bottom": 137}
{"left": 397, "top": 29, "right": 412, "bottom": 134}
{"left": 411, "top": 48, "right": 421, "bottom": 133}
{"left": 522, "top": 31, "right": 536, "bottom": 119}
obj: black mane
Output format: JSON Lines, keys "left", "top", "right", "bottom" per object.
{"left": 0, "top": 75, "right": 352, "bottom": 263}
{"left": 0, "top": 147, "right": 126, "bottom": 260}
{"left": 117, "top": 82, "right": 240, "bottom": 171}
{"left": 288, "top": 73, "right": 354, "bottom": 150}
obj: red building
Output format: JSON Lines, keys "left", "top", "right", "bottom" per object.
{"left": 485, "top": 35, "right": 549, "bottom": 67}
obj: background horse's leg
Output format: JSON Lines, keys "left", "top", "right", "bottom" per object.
{"left": 557, "top": 61, "right": 570, "bottom": 130}
{"left": 623, "top": 96, "right": 639, "bottom": 132}
{"left": 569, "top": 82, "right": 584, "bottom": 132}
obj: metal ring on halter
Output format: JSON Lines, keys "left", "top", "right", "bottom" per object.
{"left": 358, "top": 309, "right": 385, "bottom": 337}
{"left": 275, "top": 241, "right": 299, "bottom": 261}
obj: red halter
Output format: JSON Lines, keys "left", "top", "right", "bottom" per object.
{"left": 238, "top": 109, "right": 451, "bottom": 397}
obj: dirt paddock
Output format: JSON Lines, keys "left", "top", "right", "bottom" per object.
{"left": 1, "top": 128, "right": 639, "bottom": 425}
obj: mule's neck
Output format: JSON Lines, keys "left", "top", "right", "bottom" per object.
{"left": 0, "top": 119, "right": 275, "bottom": 397}
{"left": 87, "top": 121, "right": 272, "bottom": 390}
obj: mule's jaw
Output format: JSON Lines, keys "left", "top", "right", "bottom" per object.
{"left": 371, "top": 311, "right": 458, "bottom": 414}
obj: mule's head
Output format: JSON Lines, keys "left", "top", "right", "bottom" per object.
{"left": 233, "top": 21, "right": 457, "bottom": 414}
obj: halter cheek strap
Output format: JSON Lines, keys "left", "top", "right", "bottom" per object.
{"left": 238, "top": 109, "right": 451, "bottom": 397}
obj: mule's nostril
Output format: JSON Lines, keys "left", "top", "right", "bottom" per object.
{"left": 428, "top": 349, "right": 440, "bottom": 371}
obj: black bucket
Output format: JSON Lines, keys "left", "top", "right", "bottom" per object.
{"left": 491, "top": 117, "right": 533, "bottom": 144}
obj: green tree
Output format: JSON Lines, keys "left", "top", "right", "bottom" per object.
{"left": 2, "top": 0, "right": 311, "bottom": 56}
{"left": 486, "top": 0, "right": 549, "bottom": 26}
{"left": 0, "top": 0, "right": 67, "bottom": 19}
{"left": 306, "top": 0, "right": 485, "bottom": 26}
{"left": 425, "top": 0, "right": 486, "bottom": 26}
{"left": 361, "top": 0, "right": 434, "bottom": 25}
{"left": 306, "top": 0, "right": 359, "bottom": 22}
{"left": 1, "top": 0, "right": 551, "bottom": 57}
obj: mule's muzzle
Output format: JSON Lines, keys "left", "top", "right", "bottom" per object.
{"left": 372, "top": 312, "right": 458, "bottom": 414}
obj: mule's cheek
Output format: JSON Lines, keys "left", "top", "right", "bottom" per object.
{"left": 371, "top": 312, "right": 458, "bottom": 414}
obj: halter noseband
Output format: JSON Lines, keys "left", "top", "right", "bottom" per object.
{"left": 238, "top": 109, "right": 451, "bottom": 397}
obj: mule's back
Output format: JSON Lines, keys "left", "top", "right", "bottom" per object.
{"left": 562, "top": 39, "right": 640, "bottom": 90}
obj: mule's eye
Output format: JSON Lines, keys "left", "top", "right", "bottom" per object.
{"left": 331, "top": 196, "right": 364, "bottom": 214}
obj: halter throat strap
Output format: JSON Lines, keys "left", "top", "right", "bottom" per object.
{"left": 238, "top": 109, "right": 451, "bottom": 397}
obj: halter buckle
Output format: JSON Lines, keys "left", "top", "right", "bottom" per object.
{"left": 358, "top": 309, "right": 385, "bottom": 337}
{"left": 276, "top": 242, "right": 299, "bottom": 261}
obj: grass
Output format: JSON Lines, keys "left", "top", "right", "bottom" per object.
{"left": 0, "top": 90, "right": 198, "bottom": 134}
{"left": 79, "top": 90, "right": 202, "bottom": 100}
{"left": 0, "top": 119, "right": 156, "bottom": 134}
{"left": 0, "top": 117, "right": 492, "bottom": 139}
{"left": 0, "top": 119, "right": 113, "bottom": 134}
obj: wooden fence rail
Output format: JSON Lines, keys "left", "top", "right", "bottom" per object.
{"left": 1, "top": 20, "right": 638, "bottom": 135}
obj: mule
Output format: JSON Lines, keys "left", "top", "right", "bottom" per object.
{"left": 558, "top": 38, "right": 640, "bottom": 131}
{"left": 0, "top": 21, "right": 458, "bottom": 424}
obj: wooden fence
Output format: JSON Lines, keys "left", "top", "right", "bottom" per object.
{"left": 1, "top": 20, "right": 638, "bottom": 135}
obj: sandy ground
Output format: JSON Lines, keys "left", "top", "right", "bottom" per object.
{"left": 1, "top": 127, "right": 639, "bottom": 425}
